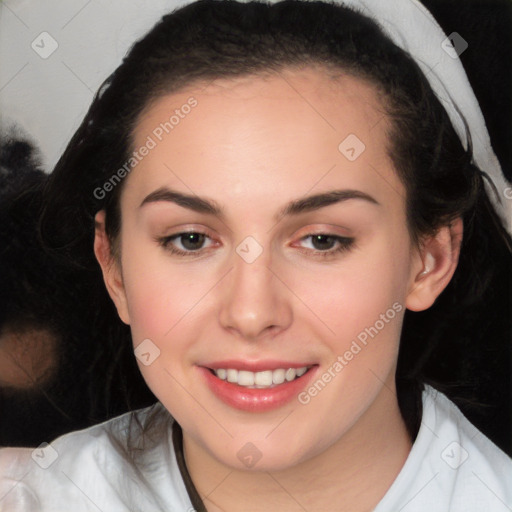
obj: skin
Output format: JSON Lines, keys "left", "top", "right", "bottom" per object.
{"left": 94, "top": 66, "right": 462, "bottom": 511}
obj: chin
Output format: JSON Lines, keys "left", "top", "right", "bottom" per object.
{"left": 207, "top": 432, "right": 319, "bottom": 473}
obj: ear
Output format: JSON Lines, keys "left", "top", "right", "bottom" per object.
{"left": 93, "top": 210, "right": 131, "bottom": 324}
{"left": 406, "top": 217, "right": 463, "bottom": 311}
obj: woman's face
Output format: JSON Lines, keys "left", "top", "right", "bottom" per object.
{"left": 98, "top": 67, "right": 427, "bottom": 470}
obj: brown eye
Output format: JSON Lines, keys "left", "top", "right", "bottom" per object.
{"left": 178, "top": 232, "right": 206, "bottom": 250}
{"left": 157, "top": 231, "right": 214, "bottom": 257}
{"left": 296, "top": 234, "right": 355, "bottom": 259}
{"left": 309, "top": 234, "right": 338, "bottom": 251}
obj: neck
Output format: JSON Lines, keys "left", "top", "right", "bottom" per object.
{"left": 182, "top": 380, "right": 412, "bottom": 512}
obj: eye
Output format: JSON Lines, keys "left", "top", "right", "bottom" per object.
{"left": 157, "top": 231, "right": 215, "bottom": 256}
{"left": 296, "top": 233, "right": 355, "bottom": 259}
{"left": 156, "top": 231, "right": 355, "bottom": 259}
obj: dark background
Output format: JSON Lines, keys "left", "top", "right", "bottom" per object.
{"left": 422, "top": 0, "right": 511, "bottom": 180}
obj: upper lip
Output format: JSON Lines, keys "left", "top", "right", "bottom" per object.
{"left": 201, "top": 360, "right": 317, "bottom": 372}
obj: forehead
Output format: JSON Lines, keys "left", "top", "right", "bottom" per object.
{"left": 134, "top": 65, "right": 388, "bottom": 144}
{"left": 126, "top": 66, "right": 402, "bottom": 212}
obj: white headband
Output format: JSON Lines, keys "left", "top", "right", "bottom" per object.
{"left": 247, "top": 0, "right": 511, "bottom": 235}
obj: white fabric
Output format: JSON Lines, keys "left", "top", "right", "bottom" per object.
{"left": 1, "top": 385, "right": 511, "bottom": 511}
{"left": 373, "top": 386, "right": 512, "bottom": 511}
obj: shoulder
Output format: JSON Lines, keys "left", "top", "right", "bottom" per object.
{"left": 375, "top": 384, "right": 512, "bottom": 512}
{"left": 0, "top": 402, "right": 193, "bottom": 511}
{"left": 1, "top": 401, "right": 167, "bottom": 474}
{"left": 424, "top": 386, "right": 512, "bottom": 474}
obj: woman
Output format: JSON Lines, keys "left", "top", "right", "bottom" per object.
{"left": 1, "top": 0, "right": 511, "bottom": 510}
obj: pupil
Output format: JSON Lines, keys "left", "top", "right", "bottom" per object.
{"left": 312, "top": 234, "right": 334, "bottom": 250}
{"left": 182, "top": 233, "right": 204, "bottom": 250}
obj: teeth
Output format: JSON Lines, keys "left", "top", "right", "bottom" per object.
{"left": 254, "top": 370, "right": 273, "bottom": 386}
{"left": 212, "top": 366, "right": 310, "bottom": 388}
{"left": 238, "top": 370, "right": 254, "bottom": 386}
{"left": 285, "top": 368, "right": 296, "bottom": 381}
{"left": 296, "top": 367, "right": 307, "bottom": 377}
{"left": 272, "top": 369, "right": 285, "bottom": 385}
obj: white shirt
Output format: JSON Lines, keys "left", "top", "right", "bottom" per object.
{"left": 1, "top": 385, "right": 511, "bottom": 511}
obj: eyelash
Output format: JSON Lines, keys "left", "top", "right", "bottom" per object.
{"left": 156, "top": 231, "right": 355, "bottom": 260}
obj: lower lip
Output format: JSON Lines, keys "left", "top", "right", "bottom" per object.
{"left": 197, "top": 366, "right": 318, "bottom": 412}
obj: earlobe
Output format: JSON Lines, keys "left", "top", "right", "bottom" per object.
{"left": 406, "top": 218, "right": 463, "bottom": 312}
{"left": 93, "top": 210, "right": 131, "bottom": 325}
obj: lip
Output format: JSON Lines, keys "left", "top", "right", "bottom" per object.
{"left": 197, "top": 364, "right": 319, "bottom": 413}
{"left": 203, "top": 359, "right": 315, "bottom": 372}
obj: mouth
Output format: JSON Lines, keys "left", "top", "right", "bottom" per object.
{"left": 198, "top": 363, "right": 319, "bottom": 412}
{"left": 208, "top": 366, "right": 313, "bottom": 389}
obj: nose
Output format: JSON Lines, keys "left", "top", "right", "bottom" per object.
{"left": 218, "top": 244, "right": 293, "bottom": 341}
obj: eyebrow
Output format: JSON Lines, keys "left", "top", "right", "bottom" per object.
{"left": 139, "top": 186, "right": 380, "bottom": 221}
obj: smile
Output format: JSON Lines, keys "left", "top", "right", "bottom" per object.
{"left": 211, "top": 366, "right": 311, "bottom": 388}
{"left": 198, "top": 364, "right": 318, "bottom": 412}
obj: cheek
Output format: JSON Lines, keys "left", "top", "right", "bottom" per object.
{"left": 288, "top": 237, "right": 409, "bottom": 342}
{"left": 118, "top": 239, "right": 211, "bottom": 399}
{"left": 123, "top": 275, "right": 175, "bottom": 344}
{"left": 119, "top": 236, "right": 210, "bottom": 343}
{"left": 288, "top": 232, "right": 410, "bottom": 414}
{"left": 287, "top": 255, "right": 407, "bottom": 441}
